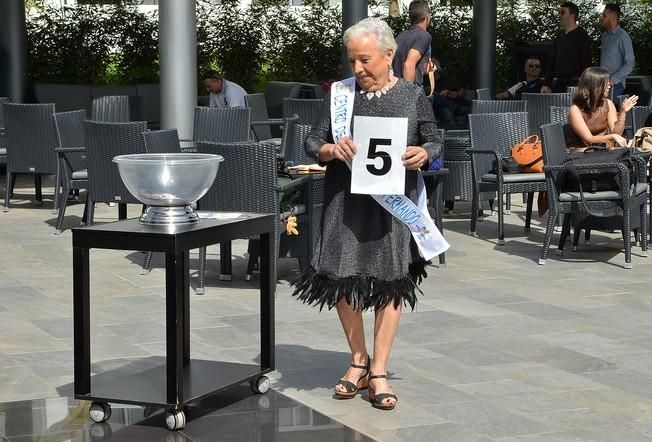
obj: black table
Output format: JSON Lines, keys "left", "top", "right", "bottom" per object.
{"left": 72, "top": 214, "right": 276, "bottom": 431}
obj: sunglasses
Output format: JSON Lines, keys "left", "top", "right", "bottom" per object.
{"left": 528, "top": 64, "right": 541, "bottom": 68}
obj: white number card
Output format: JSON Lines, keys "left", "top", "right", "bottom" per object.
{"left": 351, "top": 116, "right": 408, "bottom": 195}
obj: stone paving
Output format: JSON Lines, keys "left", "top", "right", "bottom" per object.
{"left": 3, "top": 175, "right": 652, "bottom": 441}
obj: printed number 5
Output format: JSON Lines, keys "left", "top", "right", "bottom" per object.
{"left": 367, "top": 138, "right": 392, "bottom": 176}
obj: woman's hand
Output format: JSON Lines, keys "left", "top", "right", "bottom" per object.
{"left": 402, "top": 146, "right": 429, "bottom": 170}
{"left": 611, "top": 133, "right": 627, "bottom": 147}
{"left": 620, "top": 95, "right": 638, "bottom": 113}
{"left": 319, "top": 137, "right": 357, "bottom": 162}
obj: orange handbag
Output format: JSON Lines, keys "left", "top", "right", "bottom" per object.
{"left": 511, "top": 135, "right": 544, "bottom": 173}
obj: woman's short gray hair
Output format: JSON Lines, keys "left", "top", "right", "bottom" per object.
{"left": 343, "top": 17, "right": 397, "bottom": 53}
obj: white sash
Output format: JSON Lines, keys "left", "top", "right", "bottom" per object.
{"left": 330, "top": 77, "right": 449, "bottom": 260}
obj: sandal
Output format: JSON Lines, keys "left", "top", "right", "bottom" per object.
{"left": 334, "top": 357, "right": 370, "bottom": 399}
{"left": 368, "top": 373, "right": 398, "bottom": 410}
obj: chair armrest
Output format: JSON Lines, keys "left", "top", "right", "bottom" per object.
{"left": 55, "top": 146, "right": 86, "bottom": 153}
{"left": 251, "top": 118, "right": 285, "bottom": 127}
{"left": 421, "top": 168, "right": 450, "bottom": 177}
{"left": 276, "top": 175, "right": 310, "bottom": 192}
{"left": 544, "top": 162, "right": 627, "bottom": 172}
{"left": 466, "top": 148, "right": 500, "bottom": 156}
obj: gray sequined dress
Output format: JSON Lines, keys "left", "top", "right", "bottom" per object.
{"left": 291, "top": 79, "right": 442, "bottom": 311}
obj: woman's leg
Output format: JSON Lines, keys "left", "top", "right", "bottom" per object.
{"left": 370, "top": 301, "right": 402, "bottom": 406}
{"left": 335, "top": 298, "right": 368, "bottom": 394}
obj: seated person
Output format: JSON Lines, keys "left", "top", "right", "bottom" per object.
{"left": 202, "top": 70, "right": 247, "bottom": 108}
{"left": 567, "top": 67, "right": 637, "bottom": 149}
{"left": 496, "top": 56, "right": 545, "bottom": 100}
{"left": 428, "top": 59, "right": 470, "bottom": 125}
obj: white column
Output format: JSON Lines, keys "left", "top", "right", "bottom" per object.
{"left": 159, "top": 0, "right": 196, "bottom": 140}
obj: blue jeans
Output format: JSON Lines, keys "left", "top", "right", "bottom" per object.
{"left": 610, "top": 82, "right": 625, "bottom": 108}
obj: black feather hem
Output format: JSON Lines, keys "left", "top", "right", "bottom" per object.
{"left": 290, "top": 261, "right": 428, "bottom": 312}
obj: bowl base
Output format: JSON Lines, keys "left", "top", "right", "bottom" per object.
{"left": 140, "top": 205, "right": 199, "bottom": 225}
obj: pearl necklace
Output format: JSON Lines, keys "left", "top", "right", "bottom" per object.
{"left": 360, "top": 77, "right": 397, "bottom": 100}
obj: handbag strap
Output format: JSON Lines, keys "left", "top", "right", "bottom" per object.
{"left": 521, "top": 134, "right": 539, "bottom": 144}
{"left": 563, "top": 159, "right": 623, "bottom": 218}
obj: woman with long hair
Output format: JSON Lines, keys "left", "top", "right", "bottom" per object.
{"left": 567, "top": 67, "right": 638, "bottom": 149}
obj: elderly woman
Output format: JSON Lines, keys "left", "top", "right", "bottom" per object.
{"left": 568, "top": 66, "right": 638, "bottom": 149}
{"left": 291, "top": 18, "right": 441, "bottom": 410}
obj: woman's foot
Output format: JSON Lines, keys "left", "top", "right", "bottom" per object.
{"left": 334, "top": 356, "right": 369, "bottom": 398}
{"left": 368, "top": 373, "right": 397, "bottom": 410}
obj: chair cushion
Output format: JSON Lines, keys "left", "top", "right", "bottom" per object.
{"left": 71, "top": 169, "right": 88, "bottom": 180}
{"left": 559, "top": 183, "right": 648, "bottom": 202}
{"left": 482, "top": 172, "right": 545, "bottom": 183}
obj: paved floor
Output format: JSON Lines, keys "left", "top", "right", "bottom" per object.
{"left": 3, "top": 176, "right": 652, "bottom": 441}
{"left": 0, "top": 390, "right": 372, "bottom": 441}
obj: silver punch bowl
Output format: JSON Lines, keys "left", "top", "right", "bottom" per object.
{"left": 113, "top": 153, "right": 224, "bottom": 225}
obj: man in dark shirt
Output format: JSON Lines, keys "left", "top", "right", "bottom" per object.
{"left": 496, "top": 56, "right": 545, "bottom": 100}
{"left": 392, "top": 0, "right": 431, "bottom": 85}
{"left": 541, "top": 2, "right": 592, "bottom": 93}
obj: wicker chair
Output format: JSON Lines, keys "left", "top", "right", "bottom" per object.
{"left": 0, "top": 97, "right": 9, "bottom": 164}
{"left": 91, "top": 95, "right": 130, "bottom": 122}
{"left": 3, "top": 103, "right": 58, "bottom": 210}
{"left": 194, "top": 141, "right": 312, "bottom": 294}
{"left": 522, "top": 93, "right": 572, "bottom": 136}
{"left": 470, "top": 101, "right": 529, "bottom": 213}
{"left": 53, "top": 110, "right": 88, "bottom": 233}
{"left": 631, "top": 105, "right": 652, "bottom": 235}
{"left": 442, "top": 130, "right": 474, "bottom": 209}
{"left": 468, "top": 112, "right": 546, "bottom": 244}
{"left": 283, "top": 98, "right": 323, "bottom": 126}
{"left": 143, "top": 129, "right": 181, "bottom": 153}
{"left": 475, "top": 88, "right": 491, "bottom": 100}
{"left": 0, "top": 97, "right": 8, "bottom": 134}
{"left": 549, "top": 106, "right": 569, "bottom": 124}
{"left": 139, "top": 129, "right": 184, "bottom": 273}
{"left": 84, "top": 120, "right": 148, "bottom": 224}
{"left": 245, "top": 93, "right": 282, "bottom": 143}
{"left": 284, "top": 123, "right": 313, "bottom": 167}
{"left": 193, "top": 106, "right": 251, "bottom": 143}
{"left": 631, "top": 106, "right": 652, "bottom": 132}
{"left": 471, "top": 100, "right": 526, "bottom": 114}
{"left": 273, "top": 114, "right": 298, "bottom": 160}
{"left": 566, "top": 86, "right": 578, "bottom": 96}
{"left": 421, "top": 128, "right": 448, "bottom": 266}
{"left": 285, "top": 123, "right": 324, "bottom": 254}
{"left": 539, "top": 122, "right": 647, "bottom": 268}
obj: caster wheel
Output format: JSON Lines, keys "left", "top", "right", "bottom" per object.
{"left": 251, "top": 375, "right": 270, "bottom": 394}
{"left": 165, "top": 409, "right": 186, "bottom": 431}
{"left": 89, "top": 422, "right": 112, "bottom": 441}
{"left": 89, "top": 402, "right": 111, "bottom": 423}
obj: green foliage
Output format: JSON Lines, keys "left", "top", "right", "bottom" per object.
{"left": 197, "top": 0, "right": 264, "bottom": 92}
{"left": 23, "top": 0, "right": 652, "bottom": 91}
{"left": 25, "top": 4, "right": 158, "bottom": 85}
{"left": 620, "top": 2, "right": 652, "bottom": 76}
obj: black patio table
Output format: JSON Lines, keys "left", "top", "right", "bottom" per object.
{"left": 72, "top": 213, "right": 276, "bottom": 431}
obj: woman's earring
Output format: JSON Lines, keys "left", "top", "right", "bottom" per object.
{"left": 389, "top": 66, "right": 394, "bottom": 77}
